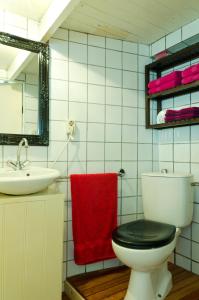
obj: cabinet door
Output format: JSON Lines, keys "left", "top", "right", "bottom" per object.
{"left": 0, "top": 195, "right": 64, "bottom": 300}
{"left": 2, "top": 203, "right": 26, "bottom": 300}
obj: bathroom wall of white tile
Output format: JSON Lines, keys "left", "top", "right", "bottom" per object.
{"left": 151, "top": 24, "right": 199, "bottom": 276}
{"left": 48, "top": 28, "right": 159, "bottom": 279}
{"left": 0, "top": 12, "right": 158, "bottom": 282}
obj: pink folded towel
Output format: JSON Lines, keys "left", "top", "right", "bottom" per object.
{"left": 166, "top": 107, "right": 199, "bottom": 116}
{"left": 165, "top": 107, "right": 199, "bottom": 122}
{"left": 181, "top": 73, "right": 199, "bottom": 85}
{"left": 165, "top": 114, "right": 199, "bottom": 122}
{"left": 148, "top": 78, "right": 162, "bottom": 89}
{"left": 182, "top": 63, "right": 199, "bottom": 78}
{"left": 159, "top": 78, "right": 181, "bottom": 92}
{"left": 148, "top": 71, "right": 182, "bottom": 89}
{"left": 148, "top": 87, "right": 161, "bottom": 95}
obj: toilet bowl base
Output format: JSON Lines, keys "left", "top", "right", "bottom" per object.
{"left": 124, "top": 262, "right": 172, "bottom": 300}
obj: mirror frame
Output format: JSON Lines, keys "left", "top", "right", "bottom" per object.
{"left": 0, "top": 32, "right": 49, "bottom": 146}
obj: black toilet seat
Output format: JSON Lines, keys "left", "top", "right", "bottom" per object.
{"left": 112, "top": 219, "right": 176, "bottom": 250}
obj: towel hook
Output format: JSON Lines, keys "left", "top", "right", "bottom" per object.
{"left": 118, "top": 169, "right": 125, "bottom": 177}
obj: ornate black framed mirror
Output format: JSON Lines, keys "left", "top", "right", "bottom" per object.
{"left": 0, "top": 32, "right": 49, "bottom": 145}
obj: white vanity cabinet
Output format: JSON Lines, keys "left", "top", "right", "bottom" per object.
{"left": 0, "top": 192, "right": 64, "bottom": 300}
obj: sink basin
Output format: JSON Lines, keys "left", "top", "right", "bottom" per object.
{"left": 0, "top": 167, "right": 60, "bottom": 195}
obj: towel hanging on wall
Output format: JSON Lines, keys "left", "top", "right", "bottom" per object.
{"left": 70, "top": 173, "right": 118, "bottom": 265}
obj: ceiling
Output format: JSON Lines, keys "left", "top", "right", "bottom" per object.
{"left": 0, "top": 0, "right": 54, "bottom": 21}
{"left": 62, "top": 0, "right": 199, "bottom": 44}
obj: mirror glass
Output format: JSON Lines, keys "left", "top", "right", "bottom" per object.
{"left": 0, "top": 44, "right": 39, "bottom": 135}
{"left": 0, "top": 32, "right": 49, "bottom": 145}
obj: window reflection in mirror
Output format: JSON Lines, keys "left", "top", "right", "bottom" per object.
{"left": 0, "top": 44, "right": 39, "bottom": 135}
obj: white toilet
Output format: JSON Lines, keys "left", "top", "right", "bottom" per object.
{"left": 112, "top": 172, "right": 193, "bottom": 300}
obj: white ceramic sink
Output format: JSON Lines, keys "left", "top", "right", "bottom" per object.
{"left": 0, "top": 167, "right": 60, "bottom": 195}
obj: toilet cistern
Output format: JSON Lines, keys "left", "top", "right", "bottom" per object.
{"left": 7, "top": 138, "right": 30, "bottom": 170}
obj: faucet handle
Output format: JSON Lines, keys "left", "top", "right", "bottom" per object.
{"left": 20, "top": 160, "right": 30, "bottom": 169}
{"left": 7, "top": 160, "right": 18, "bottom": 170}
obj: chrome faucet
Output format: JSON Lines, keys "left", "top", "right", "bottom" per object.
{"left": 7, "top": 138, "right": 30, "bottom": 170}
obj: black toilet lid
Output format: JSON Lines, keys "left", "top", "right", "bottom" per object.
{"left": 112, "top": 219, "right": 176, "bottom": 249}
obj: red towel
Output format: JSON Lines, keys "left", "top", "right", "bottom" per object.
{"left": 182, "top": 63, "right": 199, "bottom": 78}
{"left": 70, "top": 173, "right": 118, "bottom": 265}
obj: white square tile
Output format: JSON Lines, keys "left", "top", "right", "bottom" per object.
{"left": 191, "top": 144, "right": 199, "bottom": 162}
{"left": 192, "top": 223, "right": 199, "bottom": 243}
{"left": 106, "top": 68, "right": 122, "bottom": 87}
{"left": 166, "top": 29, "right": 181, "bottom": 49}
{"left": 69, "top": 42, "right": 87, "bottom": 63}
{"left": 68, "top": 142, "right": 86, "bottom": 161}
{"left": 122, "top": 107, "right": 137, "bottom": 125}
{"left": 88, "top": 65, "right": 105, "bottom": 85}
{"left": 175, "top": 254, "right": 191, "bottom": 271}
{"left": 182, "top": 19, "right": 199, "bottom": 40}
{"left": 122, "top": 125, "right": 137, "bottom": 143}
{"left": 69, "top": 102, "right": 87, "bottom": 122}
{"left": 50, "top": 100, "right": 68, "bottom": 120}
{"left": 122, "top": 143, "right": 137, "bottom": 161}
{"left": 174, "top": 127, "right": 190, "bottom": 143}
{"left": 87, "top": 123, "right": 105, "bottom": 142}
{"left": 192, "top": 261, "right": 199, "bottom": 275}
{"left": 151, "top": 37, "right": 166, "bottom": 56}
{"left": 106, "top": 124, "right": 122, "bottom": 142}
{"left": 138, "top": 126, "right": 152, "bottom": 143}
{"left": 69, "top": 62, "right": 87, "bottom": 83}
{"left": 49, "top": 121, "right": 66, "bottom": 141}
{"left": 122, "top": 161, "right": 137, "bottom": 178}
{"left": 88, "top": 46, "right": 105, "bottom": 66}
{"left": 123, "top": 71, "right": 137, "bottom": 89}
{"left": 106, "top": 105, "right": 121, "bottom": 124}
{"left": 174, "top": 162, "right": 190, "bottom": 173}
{"left": 67, "top": 161, "right": 86, "bottom": 175}
{"left": 28, "top": 146, "right": 47, "bottom": 162}
{"left": 138, "top": 56, "right": 151, "bottom": 73}
{"left": 105, "top": 143, "right": 121, "bottom": 160}
{"left": 87, "top": 161, "right": 105, "bottom": 173}
{"left": 69, "top": 82, "right": 87, "bottom": 102}
{"left": 122, "top": 179, "right": 137, "bottom": 197}
{"left": 122, "top": 196, "right": 137, "bottom": 214}
{"left": 193, "top": 204, "right": 199, "bottom": 222}
{"left": 191, "top": 125, "right": 199, "bottom": 142}
{"left": 88, "top": 84, "right": 105, "bottom": 104}
{"left": 174, "top": 143, "right": 190, "bottom": 162}
{"left": 159, "top": 144, "right": 173, "bottom": 161}
{"left": 158, "top": 128, "right": 174, "bottom": 144}
{"left": 106, "top": 49, "right": 122, "bottom": 69}
{"left": 138, "top": 44, "right": 150, "bottom": 56}
{"left": 106, "top": 38, "right": 122, "bottom": 51}
{"left": 88, "top": 103, "right": 105, "bottom": 123}
{"left": 176, "top": 237, "right": 191, "bottom": 258}
{"left": 138, "top": 144, "right": 152, "bottom": 161}
{"left": 123, "top": 53, "right": 137, "bottom": 72}
{"left": 48, "top": 141, "right": 67, "bottom": 162}
{"left": 123, "top": 89, "right": 138, "bottom": 107}
{"left": 69, "top": 31, "right": 87, "bottom": 44}
{"left": 138, "top": 161, "right": 153, "bottom": 178}
{"left": 73, "top": 122, "right": 87, "bottom": 142}
{"left": 87, "top": 142, "right": 104, "bottom": 161}
{"left": 50, "top": 59, "right": 68, "bottom": 80}
{"left": 123, "top": 41, "right": 138, "bottom": 54}
{"left": 50, "top": 39, "right": 68, "bottom": 60}
{"left": 67, "top": 261, "right": 85, "bottom": 277}
{"left": 192, "top": 241, "right": 199, "bottom": 262}
{"left": 106, "top": 87, "right": 122, "bottom": 106}
{"left": 86, "top": 262, "right": 104, "bottom": 272}
{"left": 138, "top": 73, "right": 145, "bottom": 91}
{"left": 88, "top": 34, "right": 105, "bottom": 47}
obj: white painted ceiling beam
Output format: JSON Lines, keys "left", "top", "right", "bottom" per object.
{"left": 8, "top": 0, "right": 81, "bottom": 80}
